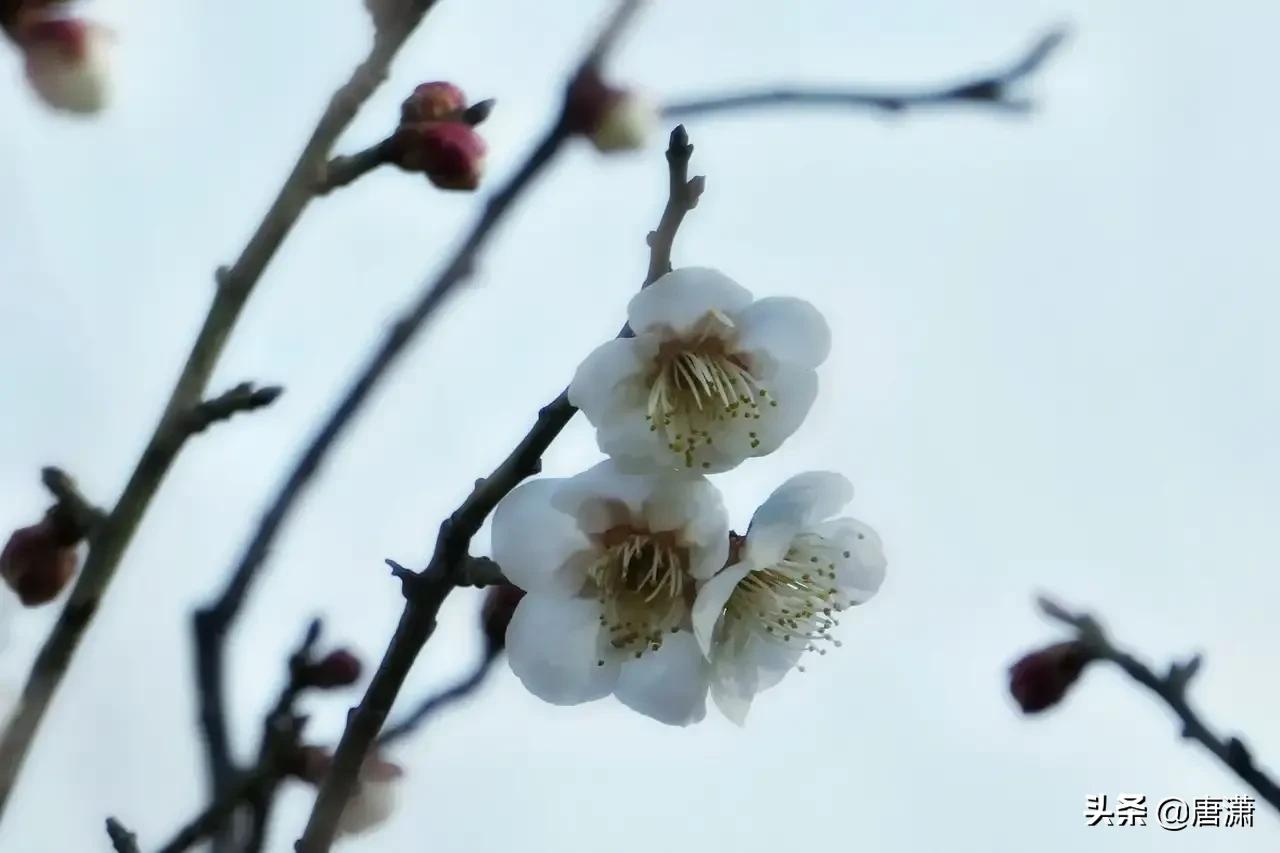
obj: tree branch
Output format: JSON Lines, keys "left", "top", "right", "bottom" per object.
{"left": 1038, "top": 596, "right": 1280, "bottom": 814}
{"left": 378, "top": 647, "right": 502, "bottom": 746}
{"left": 662, "top": 26, "right": 1067, "bottom": 119}
{"left": 186, "top": 382, "right": 284, "bottom": 435}
{"left": 40, "top": 467, "right": 105, "bottom": 535}
{"left": 317, "top": 138, "right": 396, "bottom": 195}
{"left": 153, "top": 763, "right": 281, "bottom": 853}
{"left": 105, "top": 817, "right": 140, "bottom": 853}
{"left": 0, "top": 3, "right": 445, "bottom": 825}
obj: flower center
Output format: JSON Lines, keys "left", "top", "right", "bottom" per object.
{"left": 644, "top": 317, "right": 776, "bottom": 469}
{"left": 723, "top": 532, "right": 858, "bottom": 667}
{"left": 588, "top": 528, "right": 693, "bottom": 664}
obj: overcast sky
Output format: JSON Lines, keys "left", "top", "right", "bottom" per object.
{"left": 3, "top": 0, "right": 1279, "bottom": 851}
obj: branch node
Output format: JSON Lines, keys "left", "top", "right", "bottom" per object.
{"left": 106, "top": 817, "right": 140, "bottom": 853}
{"left": 187, "top": 382, "right": 285, "bottom": 435}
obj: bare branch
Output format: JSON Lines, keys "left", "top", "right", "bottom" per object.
{"left": 317, "top": 138, "right": 396, "bottom": 195}
{"left": 292, "top": 7, "right": 653, "bottom": 850}
{"left": 154, "top": 763, "right": 281, "bottom": 853}
{"left": 106, "top": 817, "right": 140, "bottom": 853}
{"left": 379, "top": 648, "right": 502, "bottom": 746}
{"left": 1038, "top": 596, "right": 1280, "bottom": 814}
{"left": 186, "top": 383, "right": 284, "bottom": 435}
{"left": 40, "top": 467, "right": 105, "bottom": 534}
{"left": 0, "top": 3, "right": 446, "bottom": 822}
{"left": 662, "top": 26, "right": 1068, "bottom": 120}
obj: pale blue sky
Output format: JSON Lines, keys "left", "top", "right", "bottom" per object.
{"left": 2, "top": 0, "right": 1279, "bottom": 851}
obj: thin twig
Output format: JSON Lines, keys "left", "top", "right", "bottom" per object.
{"left": 187, "top": 383, "right": 284, "bottom": 435}
{"left": 105, "top": 817, "right": 140, "bottom": 853}
{"left": 0, "top": 4, "right": 443, "bottom": 825}
{"left": 379, "top": 648, "right": 502, "bottom": 745}
{"left": 662, "top": 27, "right": 1067, "bottom": 119}
{"left": 292, "top": 7, "right": 651, "bottom": 850}
{"left": 39, "top": 467, "right": 105, "bottom": 534}
{"left": 317, "top": 138, "right": 396, "bottom": 195}
{"left": 153, "top": 763, "right": 281, "bottom": 853}
{"left": 1038, "top": 596, "right": 1280, "bottom": 814}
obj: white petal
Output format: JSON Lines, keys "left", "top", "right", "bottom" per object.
{"left": 691, "top": 564, "right": 752, "bottom": 656}
{"left": 613, "top": 630, "right": 709, "bottom": 726}
{"left": 816, "top": 517, "right": 887, "bottom": 602}
{"left": 505, "top": 595, "right": 619, "bottom": 704}
{"left": 642, "top": 477, "right": 729, "bottom": 578}
{"left": 710, "top": 666, "right": 754, "bottom": 727}
{"left": 492, "top": 478, "right": 590, "bottom": 595}
{"left": 627, "top": 267, "right": 754, "bottom": 337}
{"left": 550, "top": 460, "right": 653, "bottom": 533}
{"left": 745, "top": 471, "right": 852, "bottom": 568}
{"left": 747, "top": 360, "right": 819, "bottom": 459}
{"left": 733, "top": 296, "right": 831, "bottom": 370}
{"left": 337, "top": 778, "right": 398, "bottom": 836}
{"left": 568, "top": 338, "right": 644, "bottom": 423}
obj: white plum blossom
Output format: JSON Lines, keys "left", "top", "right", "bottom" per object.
{"left": 492, "top": 460, "right": 729, "bottom": 725}
{"left": 569, "top": 267, "right": 830, "bottom": 474}
{"left": 691, "top": 472, "right": 886, "bottom": 725}
{"left": 19, "top": 15, "right": 112, "bottom": 115}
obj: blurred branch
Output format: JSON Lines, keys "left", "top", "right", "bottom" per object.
{"left": 293, "top": 6, "right": 655, "bottom": 850}
{"left": 154, "top": 763, "right": 282, "bottom": 853}
{"left": 186, "top": 382, "right": 284, "bottom": 435}
{"left": 379, "top": 648, "right": 502, "bottom": 746}
{"left": 317, "top": 138, "right": 396, "bottom": 195}
{"left": 0, "top": 2, "right": 444, "bottom": 826}
{"left": 662, "top": 26, "right": 1067, "bottom": 119}
{"left": 40, "top": 467, "right": 105, "bottom": 534}
{"left": 105, "top": 818, "right": 140, "bottom": 853}
{"left": 1038, "top": 596, "right": 1280, "bottom": 814}
{"left": 296, "top": 114, "right": 698, "bottom": 850}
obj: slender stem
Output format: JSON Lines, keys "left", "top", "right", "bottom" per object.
{"left": 662, "top": 27, "right": 1067, "bottom": 119}
{"left": 1038, "top": 596, "right": 1280, "bottom": 814}
{"left": 154, "top": 764, "right": 280, "bottom": 853}
{"left": 379, "top": 649, "right": 502, "bottom": 745}
{"left": 105, "top": 817, "right": 140, "bottom": 853}
{"left": 0, "top": 0, "right": 441, "bottom": 833}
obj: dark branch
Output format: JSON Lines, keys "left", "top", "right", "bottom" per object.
{"left": 106, "top": 818, "right": 140, "bottom": 853}
{"left": 662, "top": 27, "right": 1067, "bottom": 119}
{"left": 379, "top": 648, "right": 502, "bottom": 745}
{"left": 645, "top": 124, "right": 703, "bottom": 286}
{"left": 186, "top": 382, "right": 284, "bottom": 435}
{"left": 1038, "top": 596, "right": 1280, "bottom": 814}
{"left": 153, "top": 764, "right": 281, "bottom": 853}
{"left": 317, "top": 138, "right": 396, "bottom": 195}
{"left": 0, "top": 3, "right": 445, "bottom": 824}
{"left": 293, "top": 6, "right": 650, "bottom": 850}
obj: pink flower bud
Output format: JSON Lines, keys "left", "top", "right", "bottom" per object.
{"left": 1008, "top": 640, "right": 1095, "bottom": 713}
{"left": 480, "top": 584, "right": 525, "bottom": 652}
{"left": 565, "top": 69, "right": 655, "bottom": 153}
{"left": 18, "top": 14, "right": 111, "bottom": 114}
{"left": 400, "top": 81, "right": 467, "bottom": 124}
{"left": 0, "top": 518, "right": 79, "bottom": 606}
{"left": 389, "top": 121, "right": 486, "bottom": 191}
{"left": 301, "top": 649, "right": 363, "bottom": 689}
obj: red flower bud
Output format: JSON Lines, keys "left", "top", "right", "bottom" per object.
{"left": 301, "top": 649, "right": 363, "bottom": 689}
{"left": 1, "top": 518, "right": 79, "bottom": 606}
{"left": 480, "top": 583, "right": 525, "bottom": 652}
{"left": 17, "top": 13, "right": 111, "bottom": 114}
{"left": 400, "top": 81, "right": 467, "bottom": 124}
{"left": 1008, "top": 640, "right": 1095, "bottom": 713}
{"left": 389, "top": 121, "right": 486, "bottom": 190}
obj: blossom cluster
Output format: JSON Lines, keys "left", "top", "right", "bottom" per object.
{"left": 492, "top": 267, "right": 887, "bottom": 725}
{"left": 2, "top": 1, "right": 111, "bottom": 114}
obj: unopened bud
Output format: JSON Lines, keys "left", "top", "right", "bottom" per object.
{"left": 300, "top": 648, "right": 363, "bottom": 689}
{"left": 18, "top": 14, "right": 111, "bottom": 114}
{"left": 565, "top": 69, "right": 655, "bottom": 153}
{"left": 1008, "top": 640, "right": 1095, "bottom": 713}
{"left": 0, "top": 517, "right": 79, "bottom": 606}
{"left": 400, "top": 81, "right": 467, "bottom": 124}
{"left": 480, "top": 584, "right": 525, "bottom": 652}
{"left": 389, "top": 121, "right": 486, "bottom": 191}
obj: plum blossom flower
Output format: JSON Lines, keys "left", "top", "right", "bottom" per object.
{"left": 569, "top": 267, "right": 830, "bottom": 474}
{"left": 492, "top": 460, "right": 729, "bottom": 725}
{"left": 691, "top": 472, "right": 885, "bottom": 724}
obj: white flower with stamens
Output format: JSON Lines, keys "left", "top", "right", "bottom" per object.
{"left": 569, "top": 267, "right": 830, "bottom": 474}
{"left": 691, "top": 472, "right": 886, "bottom": 725}
{"left": 492, "top": 460, "right": 728, "bottom": 725}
